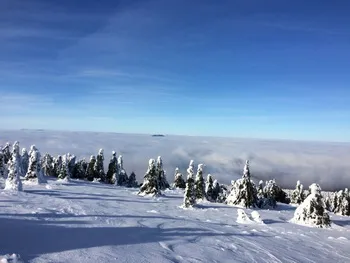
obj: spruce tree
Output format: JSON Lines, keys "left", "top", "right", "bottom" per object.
{"left": 41, "top": 153, "right": 54, "bottom": 177}
{"left": 334, "top": 189, "right": 350, "bottom": 216}
{"left": 226, "top": 160, "right": 257, "bottom": 208}
{"left": 86, "top": 155, "right": 96, "bottom": 181}
{"left": 0, "top": 151, "right": 7, "bottom": 179}
{"left": 24, "top": 145, "right": 46, "bottom": 184}
{"left": 106, "top": 151, "right": 118, "bottom": 184}
{"left": 94, "top": 149, "right": 105, "bottom": 182}
{"left": 5, "top": 142, "right": 23, "bottom": 191}
{"left": 67, "top": 153, "right": 76, "bottom": 177}
{"left": 138, "top": 159, "right": 160, "bottom": 196}
{"left": 194, "top": 164, "right": 206, "bottom": 200}
{"left": 127, "top": 171, "right": 138, "bottom": 188}
{"left": 173, "top": 167, "right": 186, "bottom": 189}
{"left": 73, "top": 158, "right": 88, "bottom": 179}
{"left": 2, "top": 142, "right": 11, "bottom": 164}
{"left": 291, "top": 180, "right": 305, "bottom": 205}
{"left": 21, "top": 148, "right": 29, "bottom": 177}
{"left": 52, "top": 155, "right": 62, "bottom": 178}
{"left": 58, "top": 154, "right": 70, "bottom": 180}
{"left": 157, "top": 156, "right": 170, "bottom": 190}
{"left": 292, "top": 183, "right": 331, "bottom": 228}
{"left": 205, "top": 174, "right": 214, "bottom": 201}
{"left": 117, "top": 155, "right": 128, "bottom": 186}
{"left": 183, "top": 160, "right": 196, "bottom": 207}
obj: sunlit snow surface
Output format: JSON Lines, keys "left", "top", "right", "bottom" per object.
{"left": 1, "top": 179, "right": 350, "bottom": 263}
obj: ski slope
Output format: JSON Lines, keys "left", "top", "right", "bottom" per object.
{"left": 1, "top": 178, "right": 350, "bottom": 263}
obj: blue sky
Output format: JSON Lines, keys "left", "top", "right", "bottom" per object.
{"left": 1, "top": 0, "right": 350, "bottom": 141}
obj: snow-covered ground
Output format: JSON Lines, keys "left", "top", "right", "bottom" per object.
{"left": 1, "top": 178, "right": 350, "bottom": 263}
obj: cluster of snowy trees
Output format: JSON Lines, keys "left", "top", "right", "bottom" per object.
{"left": 0, "top": 141, "right": 139, "bottom": 191}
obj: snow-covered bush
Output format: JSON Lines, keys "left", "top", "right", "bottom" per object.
{"left": 291, "top": 183, "right": 331, "bottom": 228}
{"left": 172, "top": 167, "right": 186, "bottom": 189}
{"left": 138, "top": 159, "right": 160, "bottom": 196}
{"left": 24, "top": 145, "right": 46, "bottom": 184}
{"left": 195, "top": 164, "right": 206, "bottom": 201}
{"left": 226, "top": 160, "right": 257, "bottom": 208}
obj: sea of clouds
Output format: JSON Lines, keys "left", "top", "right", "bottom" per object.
{"left": 1, "top": 130, "right": 349, "bottom": 191}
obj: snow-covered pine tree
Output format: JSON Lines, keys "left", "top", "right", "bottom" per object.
{"left": 24, "top": 145, "right": 46, "bottom": 184}
{"left": 290, "top": 180, "right": 305, "bottom": 205}
{"left": 172, "top": 167, "right": 186, "bottom": 189}
{"left": 2, "top": 142, "right": 11, "bottom": 164}
{"left": 86, "top": 155, "right": 96, "bottom": 181}
{"left": 261, "top": 179, "right": 280, "bottom": 208}
{"left": 52, "top": 155, "right": 62, "bottom": 177}
{"left": 20, "top": 148, "right": 29, "bottom": 177}
{"left": 41, "top": 153, "right": 54, "bottom": 177}
{"left": 0, "top": 151, "right": 7, "bottom": 179}
{"left": 94, "top": 149, "right": 105, "bottom": 182}
{"left": 5, "top": 141, "right": 23, "bottom": 191}
{"left": 72, "top": 158, "right": 88, "bottom": 179}
{"left": 256, "top": 180, "right": 265, "bottom": 208}
{"left": 183, "top": 160, "right": 196, "bottom": 208}
{"left": 194, "top": 164, "right": 206, "bottom": 201}
{"left": 127, "top": 171, "right": 138, "bottom": 188}
{"left": 292, "top": 183, "right": 331, "bottom": 227}
{"left": 106, "top": 151, "right": 118, "bottom": 184}
{"left": 116, "top": 155, "right": 128, "bottom": 186}
{"left": 205, "top": 174, "right": 215, "bottom": 202}
{"left": 138, "top": 159, "right": 160, "bottom": 196}
{"left": 156, "top": 156, "right": 170, "bottom": 190}
{"left": 67, "top": 153, "right": 76, "bottom": 177}
{"left": 58, "top": 154, "right": 70, "bottom": 181}
{"left": 333, "top": 189, "right": 350, "bottom": 216}
{"left": 226, "top": 160, "right": 257, "bottom": 208}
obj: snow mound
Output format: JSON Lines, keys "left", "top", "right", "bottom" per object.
{"left": 236, "top": 209, "right": 254, "bottom": 224}
{"left": 0, "top": 254, "right": 23, "bottom": 263}
{"left": 251, "top": 211, "right": 264, "bottom": 224}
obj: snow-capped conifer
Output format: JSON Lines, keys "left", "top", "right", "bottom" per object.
{"left": 67, "top": 153, "right": 76, "bottom": 177}
{"left": 52, "top": 155, "right": 62, "bottom": 177}
{"left": 333, "top": 189, "right": 350, "bottom": 216}
{"left": 138, "top": 159, "right": 160, "bottom": 196}
{"left": 183, "top": 160, "right": 196, "bottom": 207}
{"left": 41, "top": 153, "right": 54, "bottom": 177}
{"left": 72, "top": 158, "right": 88, "bottom": 179}
{"left": 5, "top": 142, "right": 23, "bottom": 191}
{"left": 24, "top": 145, "right": 46, "bottom": 184}
{"left": 58, "top": 154, "right": 70, "bottom": 181}
{"left": 173, "top": 167, "right": 186, "bottom": 189}
{"left": 156, "top": 156, "right": 170, "bottom": 190}
{"left": 116, "top": 155, "right": 128, "bottom": 186}
{"left": 226, "top": 160, "right": 257, "bottom": 208}
{"left": 86, "top": 155, "right": 96, "bottom": 181}
{"left": 0, "top": 152, "right": 7, "bottom": 179}
{"left": 205, "top": 174, "right": 214, "bottom": 201}
{"left": 194, "top": 164, "right": 206, "bottom": 200}
{"left": 261, "top": 179, "right": 280, "bottom": 208}
{"left": 94, "top": 149, "right": 105, "bottom": 182}
{"left": 106, "top": 151, "right": 118, "bottom": 184}
{"left": 292, "top": 183, "right": 331, "bottom": 228}
{"left": 291, "top": 180, "right": 305, "bottom": 205}
{"left": 127, "top": 171, "right": 138, "bottom": 188}
{"left": 21, "top": 148, "right": 29, "bottom": 177}
{"left": 256, "top": 180, "right": 265, "bottom": 208}
{"left": 2, "top": 142, "right": 11, "bottom": 164}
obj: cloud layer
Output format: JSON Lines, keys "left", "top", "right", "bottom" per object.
{"left": 1, "top": 130, "right": 349, "bottom": 191}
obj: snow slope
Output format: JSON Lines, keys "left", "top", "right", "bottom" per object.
{"left": 1, "top": 178, "right": 350, "bottom": 263}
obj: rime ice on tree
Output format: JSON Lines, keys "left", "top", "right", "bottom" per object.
{"left": 173, "top": 167, "right": 186, "bottom": 189}
{"left": 138, "top": 159, "right": 161, "bottom": 196}
{"left": 58, "top": 154, "right": 70, "bottom": 181}
{"left": 94, "top": 149, "right": 105, "bottom": 182}
{"left": 106, "top": 151, "right": 118, "bottom": 184}
{"left": 292, "top": 183, "right": 331, "bottom": 228}
{"left": 183, "top": 160, "right": 196, "bottom": 208}
{"left": 42, "top": 153, "right": 54, "bottom": 177}
{"left": 226, "top": 160, "right": 257, "bottom": 208}
{"left": 156, "top": 156, "right": 170, "bottom": 190}
{"left": 116, "top": 155, "right": 128, "bottom": 186}
{"left": 333, "top": 189, "right": 350, "bottom": 216}
{"left": 5, "top": 141, "right": 23, "bottom": 191}
{"left": 195, "top": 164, "right": 206, "bottom": 201}
{"left": 291, "top": 180, "right": 305, "bottom": 205}
{"left": 21, "top": 148, "right": 29, "bottom": 177}
{"left": 24, "top": 145, "right": 46, "bottom": 184}
{"left": 53, "top": 155, "right": 62, "bottom": 177}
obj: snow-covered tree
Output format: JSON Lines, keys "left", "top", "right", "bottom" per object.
{"left": 106, "top": 151, "right": 118, "bottom": 184}
{"left": 226, "top": 160, "right": 257, "bottom": 208}
{"left": 52, "top": 155, "right": 62, "bottom": 178}
{"left": 116, "top": 155, "right": 128, "bottom": 186}
{"left": 205, "top": 174, "right": 214, "bottom": 201}
{"left": 183, "top": 160, "right": 196, "bottom": 207}
{"left": 256, "top": 180, "right": 265, "bottom": 208}
{"left": 24, "top": 145, "right": 46, "bottom": 184}
{"left": 333, "top": 189, "right": 350, "bottom": 216}
{"left": 86, "top": 155, "right": 96, "bottom": 181}
{"left": 0, "top": 152, "right": 7, "bottom": 179}
{"left": 262, "top": 179, "right": 279, "bottom": 208}
{"left": 2, "top": 142, "right": 11, "bottom": 164}
{"left": 72, "top": 158, "right": 88, "bottom": 179}
{"left": 66, "top": 153, "right": 76, "bottom": 177}
{"left": 156, "top": 156, "right": 170, "bottom": 190}
{"left": 195, "top": 164, "right": 206, "bottom": 200}
{"left": 41, "top": 153, "right": 54, "bottom": 177}
{"left": 290, "top": 180, "right": 305, "bottom": 205}
{"left": 173, "top": 167, "right": 186, "bottom": 189}
{"left": 127, "top": 171, "right": 138, "bottom": 188}
{"left": 292, "top": 183, "right": 331, "bottom": 228}
{"left": 94, "top": 149, "right": 105, "bottom": 182}
{"left": 58, "top": 154, "right": 70, "bottom": 181}
{"left": 5, "top": 142, "right": 23, "bottom": 191}
{"left": 138, "top": 159, "right": 160, "bottom": 196}
{"left": 21, "top": 148, "right": 29, "bottom": 177}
